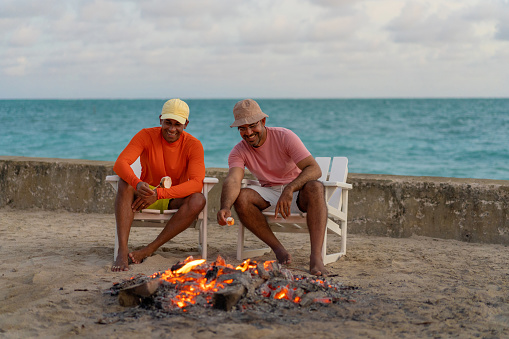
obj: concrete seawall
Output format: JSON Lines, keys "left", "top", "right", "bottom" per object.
{"left": 1, "top": 156, "right": 508, "bottom": 245}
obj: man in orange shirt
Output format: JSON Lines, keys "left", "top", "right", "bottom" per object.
{"left": 111, "top": 99, "right": 205, "bottom": 272}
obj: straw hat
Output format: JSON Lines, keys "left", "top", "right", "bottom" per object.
{"left": 230, "top": 99, "right": 269, "bottom": 128}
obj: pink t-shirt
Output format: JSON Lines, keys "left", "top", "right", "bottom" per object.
{"left": 228, "top": 127, "right": 311, "bottom": 187}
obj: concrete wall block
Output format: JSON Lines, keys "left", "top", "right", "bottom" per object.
{"left": 347, "top": 174, "right": 509, "bottom": 245}
{"left": 0, "top": 157, "right": 116, "bottom": 213}
{"left": 1, "top": 157, "right": 508, "bottom": 245}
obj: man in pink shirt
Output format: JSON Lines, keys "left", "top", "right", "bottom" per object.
{"left": 217, "top": 99, "right": 329, "bottom": 276}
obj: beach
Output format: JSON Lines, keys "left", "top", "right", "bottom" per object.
{"left": 1, "top": 207, "right": 508, "bottom": 338}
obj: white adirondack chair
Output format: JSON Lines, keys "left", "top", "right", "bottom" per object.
{"left": 236, "top": 157, "right": 352, "bottom": 265}
{"left": 105, "top": 158, "right": 218, "bottom": 261}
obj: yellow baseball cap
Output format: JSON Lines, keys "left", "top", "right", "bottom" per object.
{"left": 160, "top": 99, "right": 189, "bottom": 124}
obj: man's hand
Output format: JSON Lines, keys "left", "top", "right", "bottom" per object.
{"left": 275, "top": 186, "right": 294, "bottom": 219}
{"left": 132, "top": 182, "right": 157, "bottom": 212}
{"left": 217, "top": 209, "right": 232, "bottom": 226}
{"left": 136, "top": 182, "right": 156, "bottom": 197}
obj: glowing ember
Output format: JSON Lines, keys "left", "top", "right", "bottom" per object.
{"left": 274, "top": 286, "right": 290, "bottom": 300}
{"left": 112, "top": 256, "right": 356, "bottom": 311}
{"left": 314, "top": 297, "right": 332, "bottom": 303}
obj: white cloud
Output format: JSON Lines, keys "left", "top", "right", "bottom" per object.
{"left": 4, "top": 57, "right": 28, "bottom": 76}
{"left": 0, "top": 0, "right": 508, "bottom": 98}
{"left": 493, "top": 1, "right": 509, "bottom": 40}
{"left": 0, "top": 0, "right": 62, "bottom": 18}
{"left": 78, "top": 1, "right": 130, "bottom": 22}
{"left": 9, "top": 25, "right": 40, "bottom": 47}
{"left": 386, "top": 1, "right": 509, "bottom": 44}
{"left": 307, "top": 0, "right": 359, "bottom": 9}
{"left": 386, "top": 3, "right": 474, "bottom": 44}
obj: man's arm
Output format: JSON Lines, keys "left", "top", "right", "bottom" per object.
{"left": 275, "top": 155, "right": 321, "bottom": 219}
{"left": 113, "top": 131, "right": 158, "bottom": 212}
{"left": 156, "top": 139, "right": 205, "bottom": 199}
{"left": 217, "top": 167, "right": 245, "bottom": 225}
{"left": 113, "top": 129, "right": 148, "bottom": 189}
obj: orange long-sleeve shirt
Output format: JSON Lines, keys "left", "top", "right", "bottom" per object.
{"left": 113, "top": 127, "right": 205, "bottom": 199}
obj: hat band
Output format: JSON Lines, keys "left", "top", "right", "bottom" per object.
{"left": 230, "top": 112, "right": 268, "bottom": 128}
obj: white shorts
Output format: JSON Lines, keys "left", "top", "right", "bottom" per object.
{"left": 245, "top": 185, "right": 303, "bottom": 214}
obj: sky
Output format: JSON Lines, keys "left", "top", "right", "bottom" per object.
{"left": 1, "top": 0, "right": 509, "bottom": 99}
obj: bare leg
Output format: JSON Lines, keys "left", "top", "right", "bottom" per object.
{"left": 235, "top": 188, "right": 291, "bottom": 265}
{"left": 112, "top": 178, "right": 136, "bottom": 272}
{"left": 297, "top": 181, "right": 328, "bottom": 276}
{"left": 128, "top": 193, "right": 206, "bottom": 263}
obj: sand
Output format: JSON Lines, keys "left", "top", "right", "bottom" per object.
{"left": 0, "top": 207, "right": 508, "bottom": 338}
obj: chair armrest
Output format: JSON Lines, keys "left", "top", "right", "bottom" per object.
{"left": 106, "top": 175, "right": 218, "bottom": 185}
{"left": 105, "top": 175, "right": 120, "bottom": 183}
{"left": 240, "top": 179, "right": 351, "bottom": 189}
{"left": 204, "top": 177, "right": 219, "bottom": 184}
{"left": 322, "top": 181, "right": 352, "bottom": 190}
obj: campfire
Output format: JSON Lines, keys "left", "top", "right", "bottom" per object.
{"left": 108, "top": 256, "right": 357, "bottom": 313}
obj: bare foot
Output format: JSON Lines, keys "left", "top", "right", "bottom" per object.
{"left": 128, "top": 246, "right": 154, "bottom": 264}
{"left": 112, "top": 250, "right": 129, "bottom": 272}
{"left": 274, "top": 248, "right": 292, "bottom": 265}
{"left": 310, "top": 254, "right": 328, "bottom": 276}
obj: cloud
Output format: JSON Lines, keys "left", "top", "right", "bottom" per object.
{"left": 0, "top": 0, "right": 508, "bottom": 98}
{"left": 386, "top": 3, "right": 474, "bottom": 44}
{"left": 494, "top": 1, "right": 509, "bottom": 40}
{"left": 386, "top": 1, "right": 509, "bottom": 44}
{"left": 9, "top": 25, "right": 40, "bottom": 47}
{"left": 306, "top": 15, "right": 362, "bottom": 42}
{"left": 4, "top": 57, "right": 28, "bottom": 76}
{"left": 496, "top": 23, "right": 509, "bottom": 40}
{"left": 0, "top": 0, "right": 61, "bottom": 18}
{"left": 139, "top": 0, "right": 241, "bottom": 30}
{"left": 307, "top": 0, "right": 359, "bottom": 9}
{"left": 78, "top": 0, "right": 127, "bottom": 23}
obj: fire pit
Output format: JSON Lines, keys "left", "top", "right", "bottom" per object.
{"left": 106, "top": 256, "right": 357, "bottom": 315}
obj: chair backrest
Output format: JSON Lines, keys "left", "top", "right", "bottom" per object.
{"left": 316, "top": 157, "right": 332, "bottom": 181}
{"left": 131, "top": 157, "right": 142, "bottom": 177}
{"left": 329, "top": 157, "right": 348, "bottom": 208}
{"left": 316, "top": 157, "right": 348, "bottom": 208}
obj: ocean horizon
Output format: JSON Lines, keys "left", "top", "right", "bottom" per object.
{"left": 1, "top": 98, "right": 508, "bottom": 181}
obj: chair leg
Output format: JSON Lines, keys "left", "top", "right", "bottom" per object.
{"left": 114, "top": 224, "right": 119, "bottom": 262}
{"left": 341, "top": 219, "right": 347, "bottom": 257}
{"left": 200, "top": 183, "right": 213, "bottom": 261}
{"left": 236, "top": 224, "right": 245, "bottom": 260}
{"left": 321, "top": 229, "right": 328, "bottom": 264}
{"left": 341, "top": 190, "right": 348, "bottom": 256}
{"left": 201, "top": 217, "right": 208, "bottom": 260}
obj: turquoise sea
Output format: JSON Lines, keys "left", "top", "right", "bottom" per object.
{"left": 1, "top": 99, "right": 508, "bottom": 180}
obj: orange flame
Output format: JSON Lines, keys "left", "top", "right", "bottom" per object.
{"left": 235, "top": 259, "right": 257, "bottom": 272}
{"left": 174, "top": 259, "right": 206, "bottom": 274}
